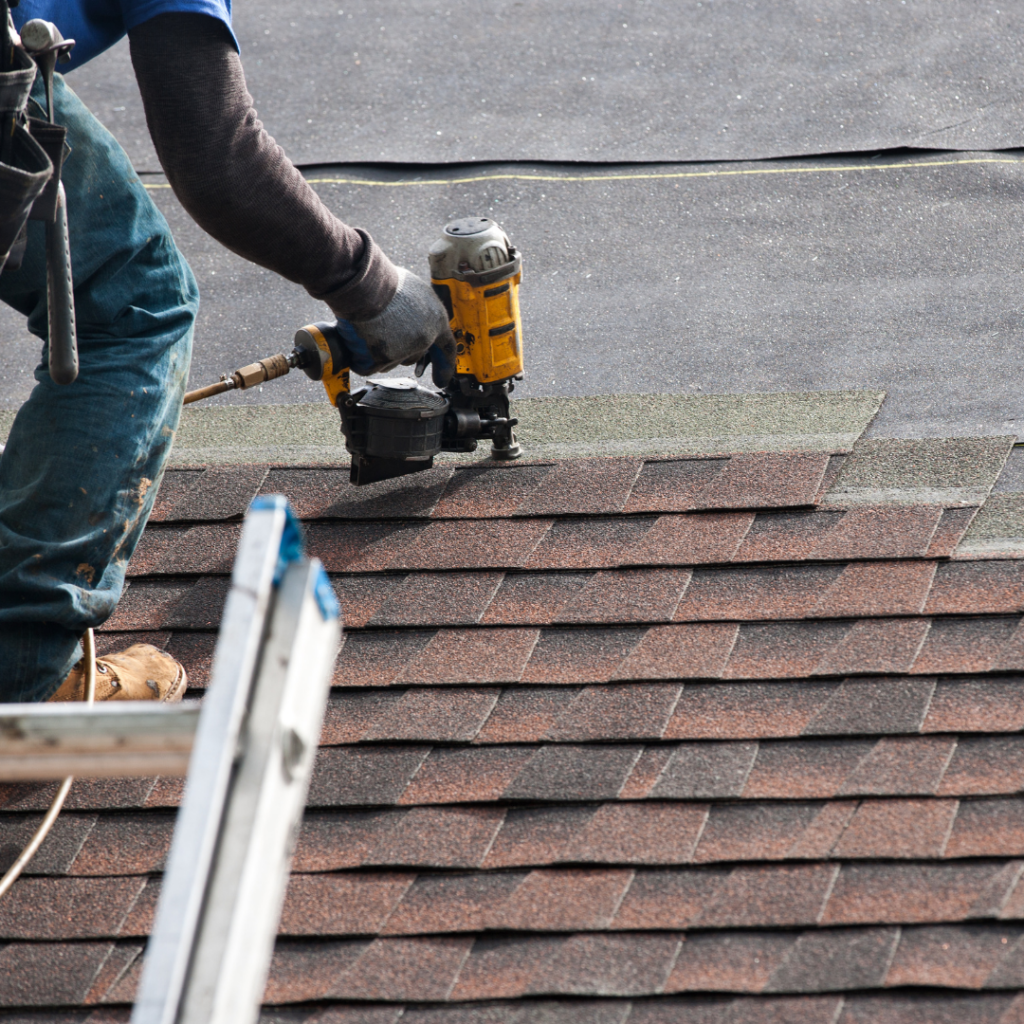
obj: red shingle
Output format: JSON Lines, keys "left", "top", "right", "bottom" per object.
{"left": 360, "top": 687, "right": 500, "bottom": 742}
{"left": 0, "top": 941, "right": 114, "bottom": 1007}
{"left": 831, "top": 799, "right": 959, "bottom": 858}
{"left": 293, "top": 810, "right": 397, "bottom": 871}
{"left": 673, "top": 565, "right": 843, "bottom": 622}
{"left": 623, "top": 458, "right": 730, "bottom": 513}
{"left": 155, "top": 464, "right": 268, "bottom": 521}
{"left": 517, "top": 459, "right": 642, "bottom": 516}
{"left": 765, "top": 927, "right": 900, "bottom": 993}
{"left": 911, "top": 617, "right": 1020, "bottom": 675}
{"left": 325, "top": 936, "right": 473, "bottom": 1001}
{"left": 924, "top": 679, "right": 1024, "bottom": 733}
{"left": 664, "top": 931, "right": 795, "bottom": 992}
{"left": 649, "top": 742, "right": 759, "bottom": 799}
{"left": 307, "top": 747, "right": 431, "bottom": 807}
{"left": 337, "top": 631, "right": 436, "bottom": 687}
{"left": 561, "top": 803, "right": 709, "bottom": 865}
{"left": 69, "top": 813, "right": 175, "bottom": 876}
{"left": 626, "top": 512, "right": 754, "bottom": 566}
{"left": 691, "top": 863, "right": 838, "bottom": 928}
{"left": 383, "top": 519, "right": 553, "bottom": 570}
{"left": 482, "top": 572, "right": 594, "bottom": 624}
{"left": 544, "top": 683, "right": 682, "bottom": 741}
{"left": 734, "top": 510, "right": 845, "bottom": 563}
{"left": 804, "top": 677, "right": 936, "bottom": 736}
{"left": 694, "top": 453, "right": 830, "bottom": 511}
{"left": 482, "top": 806, "right": 598, "bottom": 869}
{"left": 556, "top": 569, "right": 691, "bottom": 624}
{"left": 503, "top": 746, "right": 643, "bottom": 801}
{"left": 946, "top": 800, "right": 1024, "bottom": 859}
{"left": 259, "top": 466, "right": 452, "bottom": 520}
{"left": 161, "top": 576, "right": 231, "bottom": 630}
{"left": 303, "top": 522, "right": 423, "bottom": 572}
{"left": 321, "top": 691, "right": 405, "bottom": 744}
{"left": 367, "top": 572, "right": 504, "bottom": 627}
{"left": 101, "top": 580, "right": 193, "bottom": 631}
{"left": 398, "top": 747, "right": 535, "bottom": 805}
{"left": 925, "top": 562, "right": 1024, "bottom": 616}
{"left": 926, "top": 506, "right": 981, "bottom": 557}
{"left": 524, "top": 933, "right": 681, "bottom": 996}
{"left": 448, "top": 934, "right": 564, "bottom": 1000}
{"left": 473, "top": 686, "right": 581, "bottom": 743}
{"left": 361, "top": 806, "right": 507, "bottom": 869}
{"left": 939, "top": 737, "right": 1024, "bottom": 797}
{"left": 619, "top": 747, "right": 675, "bottom": 800}
{"left": 692, "top": 802, "right": 831, "bottom": 863}
{"left": 162, "top": 632, "right": 217, "bottom": 688}
{"left": 885, "top": 924, "right": 1021, "bottom": 988}
{"left": 280, "top": 873, "right": 413, "bottom": 936}
{"left": 433, "top": 463, "right": 555, "bottom": 518}
{"left": 812, "top": 618, "right": 930, "bottom": 676}
{"left": 526, "top": 518, "right": 657, "bottom": 570}
{"left": 493, "top": 869, "right": 635, "bottom": 931}
{"left": 382, "top": 872, "right": 525, "bottom": 935}
{"left": 810, "top": 506, "right": 944, "bottom": 560}
{"left": 333, "top": 575, "right": 403, "bottom": 628}
{"left": 837, "top": 736, "right": 956, "bottom": 796}
{"left": 821, "top": 862, "right": 1018, "bottom": 925}
{"left": 813, "top": 561, "right": 935, "bottom": 618}
{"left": 522, "top": 628, "right": 646, "bottom": 684}
{"left": 664, "top": 681, "right": 836, "bottom": 740}
{"left": 742, "top": 739, "right": 875, "bottom": 799}
{"left": 0, "top": 877, "right": 145, "bottom": 939}
{"left": 613, "top": 623, "right": 738, "bottom": 680}
{"left": 264, "top": 939, "right": 371, "bottom": 1003}
{"left": 724, "top": 621, "right": 852, "bottom": 679}
{"left": 399, "top": 628, "right": 539, "bottom": 684}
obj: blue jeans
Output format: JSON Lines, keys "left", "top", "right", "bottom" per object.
{"left": 0, "top": 74, "right": 198, "bottom": 701}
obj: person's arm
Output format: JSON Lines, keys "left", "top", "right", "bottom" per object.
{"left": 127, "top": 12, "right": 397, "bottom": 321}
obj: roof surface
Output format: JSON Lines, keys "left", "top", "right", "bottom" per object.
{"left": 3, "top": 417, "right": 1024, "bottom": 1021}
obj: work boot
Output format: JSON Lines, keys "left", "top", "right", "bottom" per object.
{"left": 49, "top": 644, "right": 187, "bottom": 703}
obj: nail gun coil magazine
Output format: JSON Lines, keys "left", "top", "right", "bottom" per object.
{"left": 341, "top": 378, "right": 448, "bottom": 486}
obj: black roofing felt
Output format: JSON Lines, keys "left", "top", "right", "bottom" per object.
{"left": 68, "top": 0, "right": 1024, "bottom": 169}
{"left": 3, "top": 154, "right": 1021, "bottom": 440}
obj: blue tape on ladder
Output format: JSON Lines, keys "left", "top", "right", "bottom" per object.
{"left": 249, "top": 495, "right": 338, "bottom": 621}
{"left": 312, "top": 563, "right": 340, "bottom": 622}
{"left": 250, "top": 494, "right": 305, "bottom": 586}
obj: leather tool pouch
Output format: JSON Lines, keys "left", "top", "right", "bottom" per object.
{"left": 0, "top": 46, "right": 53, "bottom": 272}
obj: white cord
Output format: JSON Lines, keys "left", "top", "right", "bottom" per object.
{"left": 0, "top": 627, "right": 96, "bottom": 900}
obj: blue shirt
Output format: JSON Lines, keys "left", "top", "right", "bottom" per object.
{"left": 12, "top": 0, "right": 236, "bottom": 71}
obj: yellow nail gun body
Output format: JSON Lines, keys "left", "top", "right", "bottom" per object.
{"left": 294, "top": 217, "right": 524, "bottom": 485}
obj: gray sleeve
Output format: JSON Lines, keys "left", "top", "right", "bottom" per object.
{"left": 127, "top": 12, "right": 398, "bottom": 321}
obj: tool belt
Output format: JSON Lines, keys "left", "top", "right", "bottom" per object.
{"left": 0, "top": 43, "right": 58, "bottom": 272}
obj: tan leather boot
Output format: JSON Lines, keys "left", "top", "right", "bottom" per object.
{"left": 49, "top": 643, "right": 187, "bottom": 703}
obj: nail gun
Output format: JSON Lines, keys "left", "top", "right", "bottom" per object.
{"left": 183, "top": 217, "right": 525, "bottom": 486}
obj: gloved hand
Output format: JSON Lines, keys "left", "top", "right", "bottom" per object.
{"left": 335, "top": 267, "right": 457, "bottom": 387}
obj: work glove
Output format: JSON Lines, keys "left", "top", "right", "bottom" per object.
{"left": 335, "top": 267, "right": 457, "bottom": 387}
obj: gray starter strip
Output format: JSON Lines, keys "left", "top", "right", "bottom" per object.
{"left": 823, "top": 436, "right": 1016, "bottom": 508}
{"left": 0, "top": 388, "right": 885, "bottom": 467}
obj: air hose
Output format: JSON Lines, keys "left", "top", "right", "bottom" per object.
{"left": 0, "top": 627, "right": 96, "bottom": 900}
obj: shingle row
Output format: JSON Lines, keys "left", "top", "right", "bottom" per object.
{"left": 133, "top": 503, "right": 979, "bottom": 577}
{"left": 320, "top": 678, "right": 1024, "bottom": 744}
{"left": 6, "top": 794, "right": 1023, "bottom": 879}
{"left": 307, "top": 735, "right": 1024, "bottom": 806}
{"left": 318, "top": 560, "right": 1022, "bottom": 628}
{"left": 151, "top": 455, "right": 838, "bottom": 525}
{"left": 336, "top": 616, "right": 1024, "bottom": 686}
{"left": 2, "top": 992, "right": 1022, "bottom": 1022}
{"left": 262, "top": 927, "right": 1024, "bottom": 1001}
{"left": 7, "top": 933, "right": 1024, "bottom": 1011}
{"left": 294, "top": 797, "right": 1024, "bottom": 870}
{"left": 8, "top": 859, "right": 1024, "bottom": 940}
